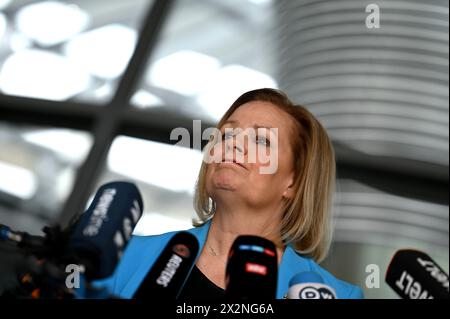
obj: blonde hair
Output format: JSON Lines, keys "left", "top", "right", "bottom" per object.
{"left": 193, "top": 88, "right": 336, "bottom": 263}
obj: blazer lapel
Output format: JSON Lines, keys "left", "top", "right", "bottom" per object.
{"left": 186, "top": 219, "right": 211, "bottom": 257}
{"left": 277, "top": 245, "right": 312, "bottom": 298}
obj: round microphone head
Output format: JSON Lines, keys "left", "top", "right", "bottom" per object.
{"left": 287, "top": 272, "right": 337, "bottom": 299}
{"left": 133, "top": 231, "right": 200, "bottom": 299}
{"left": 385, "top": 249, "right": 449, "bottom": 299}
{"left": 225, "top": 235, "right": 278, "bottom": 299}
{"left": 67, "top": 181, "right": 144, "bottom": 279}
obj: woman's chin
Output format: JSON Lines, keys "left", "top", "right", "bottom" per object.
{"left": 212, "top": 182, "right": 238, "bottom": 192}
{"left": 210, "top": 175, "right": 242, "bottom": 192}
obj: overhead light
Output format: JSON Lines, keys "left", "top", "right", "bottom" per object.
{"left": 148, "top": 50, "right": 221, "bottom": 96}
{"left": 196, "top": 64, "right": 277, "bottom": 120}
{"left": 22, "top": 129, "right": 92, "bottom": 163}
{"left": 0, "top": 49, "right": 91, "bottom": 100}
{"left": 55, "top": 167, "right": 75, "bottom": 202}
{"left": 0, "top": 0, "right": 11, "bottom": 10}
{"left": 107, "top": 136, "right": 203, "bottom": 194}
{"left": 15, "top": 1, "right": 89, "bottom": 46}
{"left": 131, "top": 89, "right": 164, "bottom": 109}
{"left": 0, "top": 161, "right": 37, "bottom": 200}
{"left": 93, "top": 83, "right": 114, "bottom": 100}
{"left": 133, "top": 212, "right": 192, "bottom": 236}
{"left": 9, "top": 32, "right": 33, "bottom": 52}
{"left": 64, "top": 24, "right": 137, "bottom": 79}
{"left": 247, "top": 0, "right": 273, "bottom": 6}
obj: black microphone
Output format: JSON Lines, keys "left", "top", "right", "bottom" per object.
{"left": 225, "top": 235, "right": 278, "bottom": 299}
{"left": 66, "top": 181, "right": 143, "bottom": 280}
{"left": 133, "top": 231, "right": 199, "bottom": 299}
{"left": 286, "top": 272, "right": 336, "bottom": 299}
{"left": 386, "top": 249, "right": 449, "bottom": 299}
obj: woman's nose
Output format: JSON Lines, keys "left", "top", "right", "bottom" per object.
{"left": 225, "top": 134, "right": 246, "bottom": 155}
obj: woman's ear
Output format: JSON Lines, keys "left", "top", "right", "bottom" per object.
{"left": 282, "top": 175, "right": 295, "bottom": 200}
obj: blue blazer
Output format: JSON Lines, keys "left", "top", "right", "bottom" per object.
{"left": 90, "top": 220, "right": 364, "bottom": 299}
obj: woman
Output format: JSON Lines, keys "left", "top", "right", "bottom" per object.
{"left": 91, "top": 88, "right": 363, "bottom": 299}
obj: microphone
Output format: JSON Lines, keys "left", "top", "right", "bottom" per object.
{"left": 1, "top": 181, "right": 143, "bottom": 298}
{"left": 133, "top": 231, "right": 199, "bottom": 299}
{"left": 287, "top": 272, "right": 336, "bottom": 299}
{"left": 66, "top": 181, "right": 143, "bottom": 280}
{"left": 385, "top": 249, "right": 449, "bottom": 299}
{"left": 225, "top": 235, "right": 278, "bottom": 299}
{"left": 0, "top": 224, "right": 46, "bottom": 250}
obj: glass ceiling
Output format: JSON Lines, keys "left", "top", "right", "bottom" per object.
{"left": 0, "top": 0, "right": 151, "bottom": 103}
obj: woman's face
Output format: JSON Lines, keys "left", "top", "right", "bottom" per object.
{"left": 205, "top": 101, "right": 296, "bottom": 210}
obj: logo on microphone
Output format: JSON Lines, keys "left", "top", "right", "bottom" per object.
{"left": 173, "top": 244, "right": 191, "bottom": 258}
{"left": 156, "top": 254, "right": 183, "bottom": 288}
{"left": 297, "top": 285, "right": 336, "bottom": 299}
{"left": 245, "top": 262, "right": 268, "bottom": 276}
{"left": 82, "top": 188, "right": 116, "bottom": 237}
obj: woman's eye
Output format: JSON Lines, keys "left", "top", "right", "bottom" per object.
{"left": 256, "top": 136, "right": 270, "bottom": 146}
{"left": 222, "top": 131, "right": 233, "bottom": 140}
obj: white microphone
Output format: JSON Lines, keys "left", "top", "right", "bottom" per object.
{"left": 287, "top": 272, "right": 337, "bottom": 299}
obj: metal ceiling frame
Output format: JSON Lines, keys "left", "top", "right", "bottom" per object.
{"left": 0, "top": 0, "right": 448, "bottom": 229}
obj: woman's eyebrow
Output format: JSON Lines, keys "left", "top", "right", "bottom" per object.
{"left": 253, "top": 124, "right": 278, "bottom": 136}
{"left": 223, "top": 119, "right": 238, "bottom": 126}
{"left": 222, "top": 120, "right": 278, "bottom": 136}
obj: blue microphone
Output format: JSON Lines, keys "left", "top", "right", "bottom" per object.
{"left": 287, "top": 272, "right": 337, "bottom": 299}
{"left": 66, "top": 181, "right": 143, "bottom": 280}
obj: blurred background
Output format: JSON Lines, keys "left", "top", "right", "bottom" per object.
{"left": 0, "top": 0, "right": 448, "bottom": 298}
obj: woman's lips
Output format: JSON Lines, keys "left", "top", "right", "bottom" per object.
{"left": 220, "top": 160, "right": 247, "bottom": 170}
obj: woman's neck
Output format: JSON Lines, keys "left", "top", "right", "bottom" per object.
{"left": 206, "top": 207, "right": 285, "bottom": 264}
